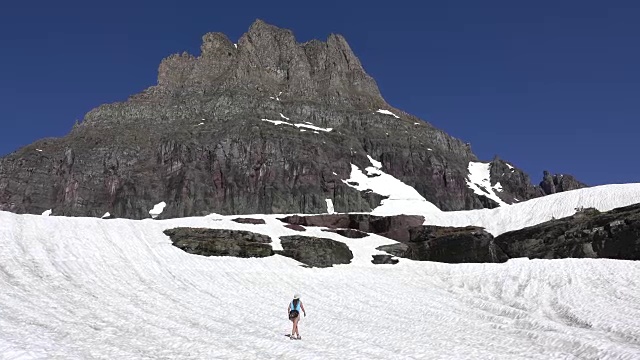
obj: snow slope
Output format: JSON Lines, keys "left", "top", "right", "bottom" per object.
{"left": 1, "top": 208, "right": 640, "bottom": 359}
{"left": 401, "top": 183, "right": 640, "bottom": 236}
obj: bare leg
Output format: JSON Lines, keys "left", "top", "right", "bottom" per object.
{"left": 290, "top": 318, "right": 295, "bottom": 336}
{"left": 293, "top": 317, "right": 300, "bottom": 338}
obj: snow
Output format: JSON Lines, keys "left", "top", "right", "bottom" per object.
{"left": 427, "top": 148, "right": 433, "bottom": 151}
{"left": 367, "top": 155, "right": 382, "bottom": 169}
{"left": 233, "top": 43, "right": 237, "bottom": 48}
{"left": 343, "top": 162, "right": 442, "bottom": 215}
{"left": 261, "top": 118, "right": 289, "bottom": 126}
{"left": 279, "top": 113, "right": 290, "bottom": 121}
{"left": 376, "top": 109, "right": 400, "bottom": 119}
{"left": 35, "top": 149, "right": 42, "bottom": 152}
{"left": 149, "top": 202, "right": 166, "bottom": 219}
{"left": 2, "top": 193, "right": 640, "bottom": 358}
{"left": 101, "top": 212, "right": 111, "bottom": 219}
{"left": 41, "top": 209, "right": 51, "bottom": 216}
{"left": 261, "top": 118, "right": 332, "bottom": 132}
{"left": 506, "top": 163, "right": 514, "bottom": 170}
{"left": 269, "top": 92, "right": 283, "bottom": 101}
{"left": 325, "top": 199, "right": 335, "bottom": 214}
{"left": 466, "top": 162, "right": 508, "bottom": 206}
{"left": 405, "top": 183, "right": 640, "bottom": 236}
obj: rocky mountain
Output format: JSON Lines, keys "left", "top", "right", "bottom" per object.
{"left": 0, "top": 20, "right": 585, "bottom": 219}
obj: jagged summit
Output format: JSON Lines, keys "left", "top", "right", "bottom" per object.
{"left": 153, "top": 19, "right": 384, "bottom": 108}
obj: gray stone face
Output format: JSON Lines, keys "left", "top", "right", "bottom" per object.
{"left": 539, "top": 170, "right": 587, "bottom": 195}
{"left": 404, "top": 226, "right": 509, "bottom": 263}
{"left": 0, "top": 20, "right": 585, "bottom": 219}
{"left": 163, "top": 228, "right": 273, "bottom": 258}
{"left": 277, "top": 235, "right": 353, "bottom": 267}
{"left": 495, "top": 204, "right": 640, "bottom": 260}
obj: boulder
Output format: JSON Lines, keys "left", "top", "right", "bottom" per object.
{"left": 322, "top": 228, "right": 369, "bottom": 238}
{"left": 232, "top": 217, "right": 266, "bottom": 225}
{"left": 284, "top": 224, "right": 306, "bottom": 232}
{"left": 163, "top": 228, "right": 273, "bottom": 258}
{"left": 371, "top": 255, "right": 399, "bottom": 265}
{"left": 495, "top": 204, "right": 640, "bottom": 260}
{"left": 277, "top": 235, "right": 353, "bottom": 267}
{"left": 377, "top": 226, "right": 508, "bottom": 263}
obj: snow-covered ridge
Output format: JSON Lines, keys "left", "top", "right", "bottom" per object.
{"left": 412, "top": 183, "right": 640, "bottom": 235}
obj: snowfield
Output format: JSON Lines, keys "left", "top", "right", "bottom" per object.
{"left": 1, "top": 184, "right": 640, "bottom": 358}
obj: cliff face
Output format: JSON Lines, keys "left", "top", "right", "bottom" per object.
{"left": 0, "top": 20, "right": 584, "bottom": 219}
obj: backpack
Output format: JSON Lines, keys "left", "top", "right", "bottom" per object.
{"left": 288, "top": 300, "right": 300, "bottom": 319}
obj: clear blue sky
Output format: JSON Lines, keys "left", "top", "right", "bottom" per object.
{"left": 1, "top": 0, "right": 639, "bottom": 186}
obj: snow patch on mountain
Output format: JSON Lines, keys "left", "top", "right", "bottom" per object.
{"left": 342, "top": 161, "right": 441, "bottom": 215}
{"left": 261, "top": 119, "right": 332, "bottom": 132}
{"left": 149, "top": 202, "right": 166, "bottom": 219}
{"left": 325, "top": 199, "right": 335, "bottom": 214}
{"left": 376, "top": 109, "right": 400, "bottom": 118}
{"left": 466, "top": 162, "right": 508, "bottom": 206}
{"left": 41, "top": 209, "right": 52, "bottom": 216}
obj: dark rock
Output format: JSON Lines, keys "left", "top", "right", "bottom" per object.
{"left": 284, "top": 224, "right": 306, "bottom": 232}
{"left": 539, "top": 170, "right": 588, "bottom": 195}
{"left": 279, "top": 213, "right": 424, "bottom": 242}
{"left": 488, "top": 156, "right": 587, "bottom": 204}
{"left": 322, "top": 228, "right": 369, "bottom": 238}
{"left": 495, "top": 203, "right": 640, "bottom": 260}
{"left": 377, "top": 226, "right": 508, "bottom": 263}
{"left": 277, "top": 235, "right": 353, "bottom": 267}
{"left": 488, "top": 156, "right": 543, "bottom": 204}
{"left": 371, "top": 254, "right": 399, "bottom": 265}
{"left": 232, "top": 217, "right": 266, "bottom": 225}
{"left": 405, "top": 226, "right": 508, "bottom": 263}
{"left": 163, "top": 227, "right": 273, "bottom": 258}
{"left": 376, "top": 243, "right": 409, "bottom": 258}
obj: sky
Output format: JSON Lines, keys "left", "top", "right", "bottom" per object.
{"left": 1, "top": 0, "right": 639, "bottom": 186}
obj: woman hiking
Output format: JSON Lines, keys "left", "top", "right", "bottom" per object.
{"left": 287, "top": 294, "right": 306, "bottom": 339}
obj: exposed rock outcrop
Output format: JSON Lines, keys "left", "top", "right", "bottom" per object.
{"left": 495, "top": 204, "right": 640, "bottom": 260}
{"left": 377, "top": 226, "right": 508, "bottom": 263}
{"left": 279, "top": 214, "right": 424, "bottom": 242}
{"left": 284, "top": 224, "right": 306, "bottom": 232}
{"left": 539, "top": 170, "right": 587, "bottom": 195}
{"left": 371, "top": 255, "right": 399, "bottom": 265}
{"left": 277, "top": 235, "right": 353, "bottom": 267}
{"left": 322, "top": 228, "right": 369, "bottom": 238}
{"left": 163, "top": 228, "right": 273, "bottom": 258}
{"left": 232, "top": 217, "right": 266, "bottom": 224}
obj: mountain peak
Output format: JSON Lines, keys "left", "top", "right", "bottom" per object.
{"left": 155, "top": 20, "right": 385, "bottom": 108}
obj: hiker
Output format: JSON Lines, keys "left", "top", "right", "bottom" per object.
{"left": 288, "top": 294, "right": 306, "bottom": 339}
